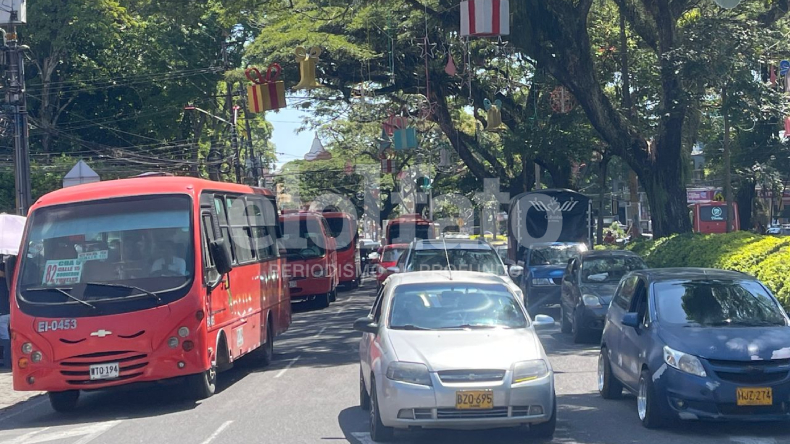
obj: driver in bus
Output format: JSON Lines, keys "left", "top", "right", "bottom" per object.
{"left": 151, "top": 241, "right": 187, "bottom": 276}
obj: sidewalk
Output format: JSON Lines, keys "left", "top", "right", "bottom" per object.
{"left": 0, "top": 368, "right": 43, "bottom": 412}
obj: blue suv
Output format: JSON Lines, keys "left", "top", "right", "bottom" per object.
{"left": 599, "top": 268, "right": 790, "bottom": 428}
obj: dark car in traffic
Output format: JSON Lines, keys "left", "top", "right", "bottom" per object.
{"left": 518, "top": 242, "right": 586, "bottom": 313}
{"left": 560, "top": 250, "right": 647, "bottom": 343}
{"left": 598, "top": 268, "right": 790, "bottom": 428}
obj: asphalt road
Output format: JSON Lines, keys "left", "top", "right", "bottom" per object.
{"left": 0, "top": 281, "right": 788, "bottom": 444}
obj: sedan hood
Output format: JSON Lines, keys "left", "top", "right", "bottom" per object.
{"left": 659, "top": 325, "right": 790, "bottom": 361}
{"left": 386, "top": 329, "right": 542, "bottom": 372}
{"left": 528, "top": 265, "right": 565, "bottom": 279}
{"left": 580, "top": 284, "right": 619, "bottom": 304}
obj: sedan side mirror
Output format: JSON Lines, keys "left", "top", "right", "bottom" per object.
{"left": 353, "top": 317, "right": 379, "bottom": 334}
{"left": 209, "top": 238, "right": 233, "bottom": 275}
{"left": 4, "top": 254, "right": 16, "bottom": 292}
{"left": 533, "top": 314, "right": 555, "bottom": 330}
{"left": 622, "top": 312, "right": 640, "bottom": 329}
{"left": 508, "top": 265, "right": 524, "bottom": 278}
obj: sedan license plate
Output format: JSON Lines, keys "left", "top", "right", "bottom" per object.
{"left": 89, "top": 362, "right": 120, "bottom": 381}
{"left": 455, "top": 390, "right": 494, "bottom": 410}
{"left": 289, "top": 280, "right": 297, "bottom": 288}
{"left": 736, "top": 387, "right": 772, "bottom": 406}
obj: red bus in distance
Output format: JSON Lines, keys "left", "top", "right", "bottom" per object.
{"left": 691, "top": 202, "right": 740, "bottom": 234}
{"left": 322, "top": 212, "right": 361, "bottom": 289}
{"left": 384, "top": 214, "right": 434, "bottom": 245}
{"left": 9, "top": 177, "right": 290, "bottom": 411}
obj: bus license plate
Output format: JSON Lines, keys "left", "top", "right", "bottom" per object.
{"left": 455, "top": 390, "right": 494, "bottom": 410}
{"left": 737, "top": 387, "right": 772, "bottom": 406}
{"left": 289, "top": 280, "right": 297, "bottom": 288}
{"left": 89, "top": 363, "right": 120, "bottom": 381}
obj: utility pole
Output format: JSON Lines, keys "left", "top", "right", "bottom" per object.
{"left": 3, "top": 28, "right": 31, "bottom": 216}
{"left": 723, "top": 85, "right": 733, "bottom": 233}
{"left": 220, "top": 36, "right": 242, "bottom": 183}
{"left": 239, "top": 84, "right": 258, "bottom": 185}
{"left": 230, "top": 105, "right": 241, "bottom": 184}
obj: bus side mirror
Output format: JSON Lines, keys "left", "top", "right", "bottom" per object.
{"left": 4, "top": 255, "right": 16, "bottom": 292}
{"left": 209, "top": 239, "right": 233, "bottom": 275}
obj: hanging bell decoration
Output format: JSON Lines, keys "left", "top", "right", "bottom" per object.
{"left": 438, "top": 148, "right": 450, "bottom": 168}
{"left": 305, "top": 133, "right": 331, "bottom": 161}
{"left": 445, "top": 54, "right": 457, "bottom": 76}
{"left": 484, "top": 99, "right": 506, "bottom": 132}
{"left": 293, "top": 46, "right": 323, "bottom": 90}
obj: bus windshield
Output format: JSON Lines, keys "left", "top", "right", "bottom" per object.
{"left": 325, "top": 216, "right": 355, "bottom": 252}
{"left": 279, "top": 218, "right": 326, "bottom": 259}
{"left": 17, "top": 195, "right": 193, "bottom": 314}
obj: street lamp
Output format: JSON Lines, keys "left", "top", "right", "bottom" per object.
{"left": 184, "top": 105, "right": 242, "bottom": 183}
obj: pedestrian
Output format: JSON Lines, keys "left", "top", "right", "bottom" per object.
{"left": 0, "top": 261, "right": 10, "bottom": 369}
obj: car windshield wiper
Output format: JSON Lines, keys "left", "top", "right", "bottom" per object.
{"left": 440, "top": 324, "right": 498, "bottom": 330}
{"left": 25, "top": 287, "right": 96, "bottom": 309}
{"left": 84, "top": 282, "right": 162, "bottom": 303}
{"left": 390, "top": 324, "right": 431, "bottom": 330}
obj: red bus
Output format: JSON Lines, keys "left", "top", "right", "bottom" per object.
{"left": 278, "top": 212, "right": 339, "bottom": 308}
{"left": 322, "top": 212, "right": 361, "bottom": 289}
{"left": 384, "top": 214, "right": 434, "bottom": 245}
{"left": 8, "top": 177, "right": 290, "bottom": 411}
{"left": 691, "top": 202, "right": 740, "bottom": 234}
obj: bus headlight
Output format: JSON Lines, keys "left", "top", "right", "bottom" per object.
{"left": 31, "top": 351, "right": 43, "bottom": 363}
{"left": 21, "top": 342, "right": 33, "bottom": 354}
{"left": 178, "top": 327, "right": 190, "bottom": 338}
{"left": 168, "top": 337, "right": 179, "bottom": 348}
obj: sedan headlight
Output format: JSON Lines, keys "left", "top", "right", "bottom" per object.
{"left": 663, "top": 346, "right": 706, "bottom": 377}
{"left": 582, "top": 294, "right": 603, "bottom": 308}
{"left": 385, "top": 362, "right": 432, "bottom": 386}
{"left": 512, "top": 359, "right": 549, "bottom": 383}
{"left": 532, "top": 278, "right": 553, "bottom": 286}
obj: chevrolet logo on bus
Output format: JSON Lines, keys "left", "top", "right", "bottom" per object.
{"left": 90, "top": 329, "right": 113, "bottom": 338}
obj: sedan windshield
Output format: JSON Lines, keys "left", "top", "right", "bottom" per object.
{"left": 655, "top": 279, "right": 787, "bottom": 327}
{"left": 18, "top": 195, "right": 192, "bottom": 311}
{"left": 529, "top": 244, "right": 583, "bottom": 266}
{"left": 388, "top": 283, "right": 527, "bottom": 330}
{"left": 407, "top": 249, "right": 506, "bottom": 275}
{"left": 582, "top": 256, "right": 646, "bottom": 283}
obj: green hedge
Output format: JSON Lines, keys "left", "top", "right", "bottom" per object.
{"left": 625, "top": 232, "right": 790, "bottom": 308}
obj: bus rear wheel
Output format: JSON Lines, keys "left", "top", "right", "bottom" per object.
{"left": 49, "top": 390, "right": 79, "bottom": 412}
{"left": 316, "top": 292, "right": 330, "bottom": 308}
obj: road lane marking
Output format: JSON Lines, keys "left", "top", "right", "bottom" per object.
{"left": 0, "top": 397, "right": 47, "bottom": 424}
{"left": 350, "top": 432, "right": 376, "bottom": 444}
{"left": 199, "top": 420, "right": 233, "bottom": 444}
{"left": 274, "top": 355, "right": 301, "bottom": 378}
{"left": 730, "top": 438, "right": 777, "bottom": 444}
{"left": 1, "top": 427, "right": 50, "bottom": 444}
{"left": 315, "top": 326, "right": 327, "bottom": 338}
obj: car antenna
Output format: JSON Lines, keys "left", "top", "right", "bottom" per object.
{"left": 441, "top": 233, "right": 453, "bottom": 280}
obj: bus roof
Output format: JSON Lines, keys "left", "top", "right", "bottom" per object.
{"left": 32, "top": 176, "right": 274, "bottom": 209}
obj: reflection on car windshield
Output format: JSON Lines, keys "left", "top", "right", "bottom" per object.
{"left": 582, "top": 256, "right": 646, "bottom": 283}
{"left": 18, "top": 195, "right": 192, "bottom": 304}
{"left": 388, "top": 283, "right": 527, "bottom": 330}
{"left": 655, "top": 279, "right": 787, "bottom": 327}
{"left": 408, "top": 249, "right": 506, "bottom": 275}
{"left": 529, "top": 245, "right": 583, "bottom": 266}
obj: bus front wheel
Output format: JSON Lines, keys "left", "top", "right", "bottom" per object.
{"left": 187, "top": 362, "right": 217, "bottom": 400}
{"left": 49, "top": 390, "right": 79, "bottom": 412}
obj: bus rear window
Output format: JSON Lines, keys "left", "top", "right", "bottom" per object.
{"left": 699, "top": 205, "right": 728, "bottom": 222}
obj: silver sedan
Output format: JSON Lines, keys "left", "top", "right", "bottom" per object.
{"left": 355, "top": 271, "right": 557, "bottom": 441}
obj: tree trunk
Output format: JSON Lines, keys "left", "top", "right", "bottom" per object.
{"left": 736, "top": 178, "right": 755, "bottom": 231}
{"left": 597, "top": 156, "right": 610, "bottom": 244}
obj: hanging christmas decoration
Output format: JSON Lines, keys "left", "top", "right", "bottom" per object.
{"left": 438, "top": 147, "right": 451, "bottom": 169}
{"left": 550, "top": 86, "right": 575, "bottom": 114}
{"left": 445, "top": 53, "right": 457, "bottom": 76}
{"left": 391, "top": 116, "right": 418, "bottom": 150}
{"left": 245, "top": 64, "right": 286, "bottom": 112}
{"left": 376, "top": 127, "right": 392, "bottom": 152}
{"left": 713, "top": 0, "right": 741, "bottom": 8}
{"left": 305, "top": 133, "right": 331, "bottom": 161}
{"left": 483, "top": 98, "right": 506, "bottom": 132}
{"left": 293, "top": 46, "right": 323, "bottom": 90}
{"left": 344, "top": 161, "right": 355, "bottom": 176}
{"left": 460, "top": 0, "right": 510, "bottom": 37}
{"left": 380, "top": 150, "right": 394, "bottom": 173}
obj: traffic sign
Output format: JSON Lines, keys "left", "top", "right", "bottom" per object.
{"left": 780, "top": 60, "right": 790, "bottom": 76}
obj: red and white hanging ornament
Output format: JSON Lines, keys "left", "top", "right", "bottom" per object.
{"left": 550, "top": 86, "right": 575, "bottom": 114}
{"left": 344, "top": 161, "right": 355, "bottom": 176}
{"left": 460, "top": 0, "right": 510, "bottom": 37}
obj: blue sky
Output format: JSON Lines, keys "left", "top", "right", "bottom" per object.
{"left": 268, "top": 106, "right": 314, "bottom": 170}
